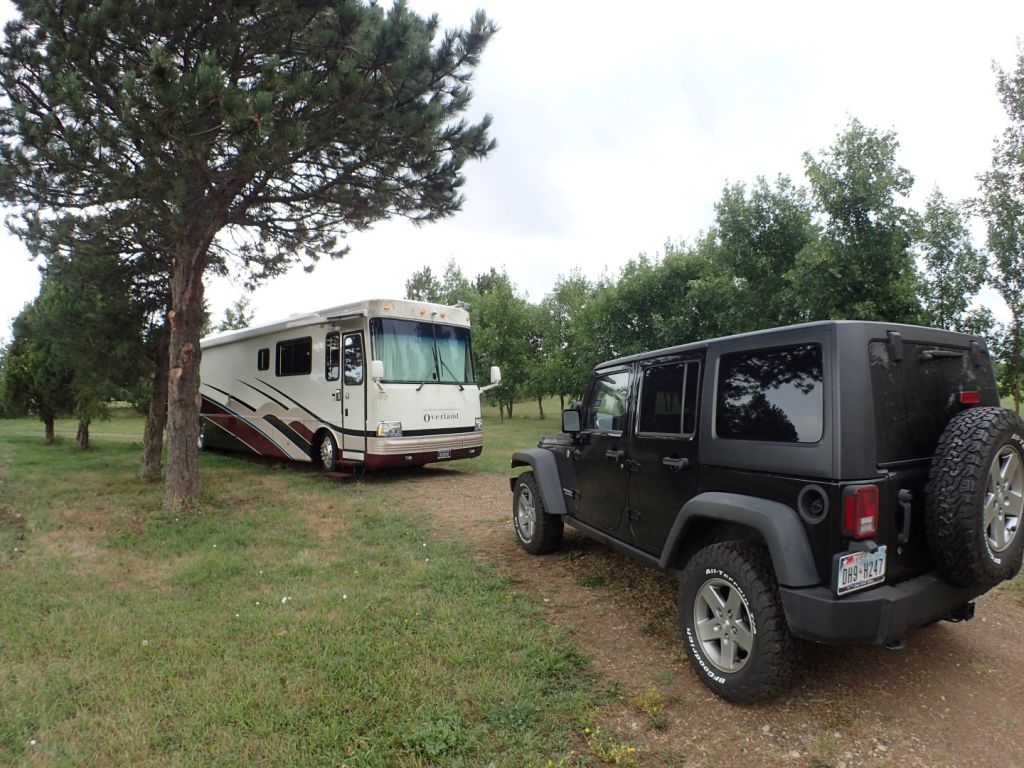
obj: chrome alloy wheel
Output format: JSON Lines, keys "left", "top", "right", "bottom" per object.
{"left": 320, "top": 435, "right": 335, "bottom": 471}
{"left": 516, "top": 484, "right": 537, "bottom": 541}
{"left": 985, "top": 445, "right": 1023, "bottom": 553}
{"left": 693, "top": 577, "right": 755, "bottom": 674}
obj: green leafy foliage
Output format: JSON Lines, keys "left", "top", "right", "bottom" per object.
{"left": 918, "top": 189, "right": 993, "bottom": 336}
{"left": 3, "top": 252, "right": 150, "bottom": 445}
{"left": 795, "top": 118, "right": 922, "bottom": 323}
{"left": 216, "top": 295, "right": 254, "bottom": 333}
{"left": 977, "top": 43, "right": 1024, "bottom": 410}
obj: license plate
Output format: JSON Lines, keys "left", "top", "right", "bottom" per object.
{"left": 437, "top": 449, "right": 451, "bottom": 459}
{"left": 835, "top": 546, "right": 887, "bottom": 596}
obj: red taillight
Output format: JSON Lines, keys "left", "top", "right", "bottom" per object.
{"left": 959, "top": 390, "right": 980, "bottom": 405}
{"left": 843, "top": 485, "right": 878, "bottom": 540}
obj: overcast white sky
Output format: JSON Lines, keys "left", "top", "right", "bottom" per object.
{"left": 1, "top": 0, "right": 1022, "bottom": 338}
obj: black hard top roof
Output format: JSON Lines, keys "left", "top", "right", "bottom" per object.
{"left": 595, "top": 319, "right": 983, "bottom": 370}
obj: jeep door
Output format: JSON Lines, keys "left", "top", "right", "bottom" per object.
{"left": 572, "top": 367, "right": 633, "bottom": 533}
{"left": 627, "top": 357, "right": 702, "bottom": 555}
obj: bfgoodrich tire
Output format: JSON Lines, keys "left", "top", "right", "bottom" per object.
{"left": 926, "top": 407, "right": 1024, "bottom": 587}
{"left": 678, "top": 541, "right": 799, "bottom": 703}
{"left": 512, "top": 472, "right": 564, "bottom": 555}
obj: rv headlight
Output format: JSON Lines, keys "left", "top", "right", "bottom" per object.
{"left": 376, "top": 420, "right": 403, "bottom": 438}
{"left": 474, "top": 417, "right": 484, "bottom": 432}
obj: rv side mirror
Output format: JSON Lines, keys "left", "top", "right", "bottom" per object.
{"left": 489, "top": 366, "right": 501, "bottom": 385}
{"left": 370, "top": 360, "right": 385, "bottom": 381}
{"left": 562, "top": 408, "right": 582, "bottom": 434}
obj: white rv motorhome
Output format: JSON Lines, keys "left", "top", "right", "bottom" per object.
{"left": 199, "top": 298, "right": 500, "bottom": 471}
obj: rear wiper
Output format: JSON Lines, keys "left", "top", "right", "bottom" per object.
{"left": 918, "top": 348, "right": 966, "bottom": 361}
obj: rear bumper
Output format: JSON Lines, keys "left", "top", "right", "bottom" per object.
{"left": 779, "top": 572, "right": 989, "bottom": 645}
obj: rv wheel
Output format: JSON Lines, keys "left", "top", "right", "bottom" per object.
{"left": 317, "top": 432, "right": 338, "bottom": 472}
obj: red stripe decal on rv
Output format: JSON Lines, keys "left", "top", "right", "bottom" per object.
{"left": 201, "top": 397, "right": 289, "bottom": 459}
{"left": 289, "top": 421, "right": 314, "bottom": 441}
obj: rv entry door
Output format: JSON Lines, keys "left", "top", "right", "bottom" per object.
{"left": 341, "top": 332, "right": 367, "bottom": 458}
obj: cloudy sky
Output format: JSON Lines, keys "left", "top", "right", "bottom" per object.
{"left": 2, "top": 0, "right": 1023, "bottom": 337}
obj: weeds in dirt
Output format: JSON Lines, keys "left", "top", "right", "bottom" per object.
{"left": 632, "top": 688, "right": 668, "bottom": 731}
{"left": 582, "top": 726, "right": 639, "bottom": 766}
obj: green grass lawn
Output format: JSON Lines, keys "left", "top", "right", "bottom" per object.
{"left": 0, "top": 412, "right": 594, "bottom": 767}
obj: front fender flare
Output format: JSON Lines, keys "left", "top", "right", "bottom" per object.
{"left": 510, "top": 449, "right": 568, "bottom": 516}
{"left": 660, "top": 491, "right": 819, "bottom": 587}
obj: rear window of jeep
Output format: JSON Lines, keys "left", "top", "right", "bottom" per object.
{"left": 715, "top": 343, "right": 824, "bottom": 443}
{"left": 869, "top": 340, "right": 998, "bottom": 463}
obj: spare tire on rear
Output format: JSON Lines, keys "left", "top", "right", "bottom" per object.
{"left": 925, "top": 406, "right": 1024, "bottom": 587}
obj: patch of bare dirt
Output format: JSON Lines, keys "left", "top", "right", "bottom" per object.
{"left": 380, "top": 467, "right": 1024, "bottom": 768}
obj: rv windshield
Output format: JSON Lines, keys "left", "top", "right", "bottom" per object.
{"left": 369, "top": 318, "right": 476, "bottom": 384}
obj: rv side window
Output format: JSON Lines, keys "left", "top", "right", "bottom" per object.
{"left": 325, "top": 332, "right": 340, "bottom": 381}
{"left": 257, "top": 348, "right": 269, "bottom": 371}
{"left": 344, "top": 334, "right": 364, "bottom": 386}
{"left": 276, "top": 337, "right": 312, "bottom": 377}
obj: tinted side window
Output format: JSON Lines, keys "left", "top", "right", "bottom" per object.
{"left": 276, "top": 337, "right": 312, "bottom": 377}
{"left": 325, "top": 332, "right": 340, "bottom": 381}
{"left": 257, "top": 348, "right": 269, "bottom": 371}
{"left": 716, "top": 344, "right": 823, "bottom": 443}
{"left": 638, "top": 361, "right": 700, "bottom": 436}
{"left": 585, "top": 370, "right": 630, "bottom": 432}
{"left": 344, "top": 334, "right": 364, "bottom": 386}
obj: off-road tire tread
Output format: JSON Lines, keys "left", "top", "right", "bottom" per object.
{"left": 514, "top": 472, "right": 564, "bottom": 555}
{"left": 925, "top": 406, "right": 1024, "bottom": 587}
{"left": 678, "top": 540, "right": 800, "bottom": 704}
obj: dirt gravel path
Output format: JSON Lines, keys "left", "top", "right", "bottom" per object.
{"left": 378, "top": 467, "right": 1024, "bottom": 768}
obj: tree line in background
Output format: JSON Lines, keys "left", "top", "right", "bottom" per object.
{"left": 407, "top": 108, "right": 1024, "bottom": 418}
{"left": 2, "top": 28, "right": 1024, "bottom": 499}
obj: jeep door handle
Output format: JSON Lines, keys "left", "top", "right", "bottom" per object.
{"left": 662, "top": 456, "right": 690, "bottom": 471}
{"left": 605, "top": 448, "right": 625, "bottom": 462}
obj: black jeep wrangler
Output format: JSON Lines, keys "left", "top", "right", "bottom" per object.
{"left": 509, "top": 321, "right": 1024, "bottom": 702}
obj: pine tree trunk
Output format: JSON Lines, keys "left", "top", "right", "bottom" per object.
{"left": 559, "top": 394, "right": 565, "bottom": 410}
{"left": 164, "top": 250, "right": 206, "bottom": 510}
{"left": 537, "top": 394, "right": 544, "bottom": 419}
{"left": 76, "top": 419, "right": 90, "bottom": 449}
{"left": 140, "top": 318, "right": 170, "bottom": 482}
{"left": 43, "top": 414, "right": 55, "bottom": 445}
{"left": 507, "top": 400, "right": 514, "bottom": 419}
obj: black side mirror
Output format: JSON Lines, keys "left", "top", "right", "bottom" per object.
{"left": 562, "top": 408, "right": 582, "bottom": 434}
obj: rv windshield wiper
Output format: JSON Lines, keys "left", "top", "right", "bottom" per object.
{"left": 437, "top": 353, "right": 465, "bottom": 391}
{"left": 919, "top": 348, "right": 967, "bottom": 361}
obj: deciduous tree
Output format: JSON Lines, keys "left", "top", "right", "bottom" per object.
{"left": 918, "top": 189, "right": 992, "bottom": 336}
{"left": 794, "top": 118, "right": 921, "bottom": 323}
{"left": 976, "top": 44, "right": 1024, "bottom": 412}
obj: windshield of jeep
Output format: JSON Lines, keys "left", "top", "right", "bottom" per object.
{"left": 869, "top": 340, "right": 998, "bottom": 464}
